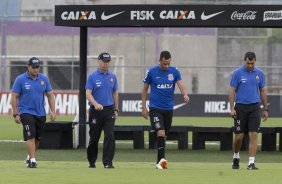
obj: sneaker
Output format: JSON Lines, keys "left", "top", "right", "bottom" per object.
{"left": 89, "top": 163, "right": 96, "bottom": 168}
{"left": 159, "top": 158, "right": 168, "bottom": 169}
{"left": 28, "top": 162, "right": 37, "bottom": 168}
{"left": 25, "top": 159, "right": 30, "bottom": 167}
{"left": 155, "top": 163, "right": 163, "bottom": 169}
{"left": 232, "top": 158, "right": 240, "bottom": 169}
{"left": 247, "top": 163, "right": 258, "bottom": 170}
{"left": 104, "top": 165, "right": 115, "bottom": 169}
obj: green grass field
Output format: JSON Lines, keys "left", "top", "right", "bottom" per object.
{"left": 1, "top": 116, "right": 282, "bottom": 184}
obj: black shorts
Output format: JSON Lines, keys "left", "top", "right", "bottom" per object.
{"left": 233, "top": 103, "right": 261, "bottom": 133}
{"left": 149, "top": 108, "right": 173, "bottom": 134}
{"left": 20, "top": 113, "right": 46, "bottom": 141}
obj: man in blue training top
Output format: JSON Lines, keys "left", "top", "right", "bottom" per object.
{"left": 86, "top": 52, "right": 119, "bottom": 169}
{"left": 11, "top": 57, "right": 56, "bottom": 168}
{"left": 141, "top": 50, "right": 189, "bottom": 169}
{"left": 229, "top": 51, "right": 268, "bottom": 170}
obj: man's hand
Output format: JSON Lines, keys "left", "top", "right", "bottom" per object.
{"left": 262, "top": 110, "right": 268, "bottom": 122}
{"left": 50, "top": 112, "right": 56, "bottom": 122}
{"left": 94, "top": 104, "right": 103, "bottom": 111}
{"left": 142, "top": 108, "right": 149, "bottom": 119}
{"left": 14, "top": 115, "right": 21, "bottom": 124}
{"left": 231, "top": 109, "right": 237, "bottom": 119}
{"left": 183, "top": 95, "right": 189, "bottom": 103}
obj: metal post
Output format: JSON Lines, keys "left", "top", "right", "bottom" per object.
{"left": 78, "top": 26, "right": 87, "bottom": 148}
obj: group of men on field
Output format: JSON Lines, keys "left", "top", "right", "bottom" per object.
{"left": 11, "top": 51, "right": 268, "bottom": 170}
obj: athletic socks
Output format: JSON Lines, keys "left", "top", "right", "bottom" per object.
{"left": 157, "top": 136, "right": 165, "bottom": 163}
{"left": 233, "top": 152, "right": 240, "bottom": 159}
{"left": 30, "top": 158, "right": 36, "bottom": 163}
{"left": 248, "top": 157, "right": 255, "bottom": 165}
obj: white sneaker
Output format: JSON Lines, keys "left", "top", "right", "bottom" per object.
{"left": 158, "top": 158, "right": 168, "bottom": 169}
{"left": 155, "top": 163, "right": 163, "bottom": 169}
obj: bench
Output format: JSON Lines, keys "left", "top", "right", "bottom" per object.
{"left": 148, "top": 126, "right": 189, "bottom": 149}
{"left": 114, "top": 125, "right": 148, "bottom": 149}
{"left": 190, "top": 127, "right": 233, "bottom": 151}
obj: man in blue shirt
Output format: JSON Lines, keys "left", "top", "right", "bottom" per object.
{"left": 86, "top": 52, "right": 119, "bottom": 169}
{"left": 11, "top": 57, "right": 56, "bottom": 168}
{"left": 141, "top": 51, "right": 189, "bottom": 169}
{"left": 229, "top": 52, "right": 268, "bottom": 170}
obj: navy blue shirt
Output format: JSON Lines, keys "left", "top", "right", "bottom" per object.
{"left": 12, "top": 72, "right": 52, "bottom": 116}
{"left": 230, "top": 65, "right": 266, "bottom": 104}
{"left": 143, "top": 65, "right": 182, "bottom": 110}
{"left": 85, "top": 69, "right": 118, "bottom": 107}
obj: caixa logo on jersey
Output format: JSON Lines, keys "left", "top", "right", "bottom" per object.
{"left": 61, "top": 11, "right": 97, "bottom": 20}
{"left": 231, "top": 11, "right": 257, "bottom": 20}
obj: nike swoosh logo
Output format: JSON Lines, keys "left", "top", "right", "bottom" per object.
{"left": 101, "top": 11, "right": 125, "bottom": 20}
{"left": 173, "top": 103, "right": 187, "bottom": 110}
{"left": 201, "top": 11, "right": 224, "bottom": 20}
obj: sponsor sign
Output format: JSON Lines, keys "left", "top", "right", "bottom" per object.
{"left": 55, "top": 5, "right": 282, "bottom": 27}
{"left": 1, "top": 92, "right": 281, "bottom": 117}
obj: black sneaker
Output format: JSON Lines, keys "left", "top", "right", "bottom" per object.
{"left": 89, "top": 163, "right": 96, "bottom": 168}
{"left": 25, "top": 159, "right": 30, "bottom": 167}
{"left": 247, "top": 163, "right": 258, "bottom": 170}
{"left": 232, "top": 158, "right": 240, "bottom": 169}
{"left": 104, "top": 165, "right": 115, "bottom": 169}
{"left": 28, "top": 162, "right": 37, "bottom": 168}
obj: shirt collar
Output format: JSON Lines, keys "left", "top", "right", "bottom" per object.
{"left": 97, "top": 68, "right": 109, "bottom": 75}
{"left": 242, "top": 65, "right": 257, "bottom": 73}
{"left": 25, "top": 71, "right": 39, "bottom": 80}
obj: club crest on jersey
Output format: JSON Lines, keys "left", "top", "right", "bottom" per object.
{"left": 168, "top": 73, "right": 174, "bottom": 81}
{"left": 40, "top": 80, "right": 45, "bottom": 85}
{"left": 255, "top": 75, "right": 259, "bottom": 80}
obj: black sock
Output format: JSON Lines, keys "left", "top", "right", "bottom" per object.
{"left": 157, "top": 136, "right": 165, "bottom": 163}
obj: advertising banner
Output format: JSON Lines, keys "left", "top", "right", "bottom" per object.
{"left": 55, "top": 5, "right": 282, "bottom": 28}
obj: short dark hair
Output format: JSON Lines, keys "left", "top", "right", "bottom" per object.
{"left": 159, "top": 51, "right": 171, "bottom": 61}
{"left": 244, "top": 52, "right": 256, "bottom": 61}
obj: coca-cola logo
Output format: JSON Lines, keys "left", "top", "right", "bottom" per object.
{"left": 231, "top": 11, "right": 257, "bottom": 20}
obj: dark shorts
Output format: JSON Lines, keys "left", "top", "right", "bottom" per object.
{"left": 233, "top": 103, "right": 261, "bottom": 133}
{"left": 149, "top": 108, "right": 173, "bottom": 134}
{"left": 20, "top": 113, "right": 46, "bottom": 141}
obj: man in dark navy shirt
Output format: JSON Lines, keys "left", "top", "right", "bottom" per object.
{"left": 11, "top": 57, "right": 56, "bottom": 168}
{"left": 141, "top": 51, "right": 189, "bottom": 169}
{"left": 86, "top": 52, "right": 119, "bottom": 169}
{"left": 229, "top": 52, "right": 268, "bottom": 170}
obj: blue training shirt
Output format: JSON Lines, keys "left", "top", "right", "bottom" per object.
{"left": 12, "top": 72, "right": 52, "bottom": 116}
{"left": 85, "top": 69, "right": 118, "bottom": 107}
{"left": 143, "top": 65, "right": 182, "bottom": 110}
{"left": 230, "top": 65, "right": 266, "bottom": 104}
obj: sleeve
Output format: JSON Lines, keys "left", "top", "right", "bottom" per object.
{"left": 85, "top": 75, "right": 94, "bottom": 90}
{"left": 259, "top": 72, "right": 266, "bottom": 89}
{"left": 113, "top": 75, "right": 118, "bottom": 92}
{"left": 12, "top": 77, "right": 22, "bottom": 94}
{"left": 174, "top": 67, "right": 182, "bottom": 82}
{"left": 230, "top": 70, "right": 239, "bottom": 88}
{"left": 45, "top": 77, "right": 53, "bottom": 92}
{"left": 143, "top": 69, "right": 151, "bottom": 84}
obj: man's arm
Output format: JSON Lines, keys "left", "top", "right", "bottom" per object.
{"left": 260, "top": 87, "right": 268, "bottom": 122}
{"left": 113, "top": 90, "right": 119, "bottom": 117}
{"left": 229, "top": 87, "right": 236, "bottom": 118}
{"left": 46, "top": 91, "right": 56, "bottom": 121}
{"left": 86, "top": 89, "right": 103, "bottom": 111}
{"left": 176, "top": 80, "right": 189, "bottom": 103}
{"left": 141, "top": 83, "right": 149, "bottom": 119}
{"left": 11, "top": 92, "right": 21, "bottom": 124}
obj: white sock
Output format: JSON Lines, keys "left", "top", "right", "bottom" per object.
{"left": 30, "top": 158, "right": 36, "bottom": 163}
{"left": 248, "top": 157, "right": 255, "bottom": 165}
{"left": 26, "top": 155, "right": 30, "bottom": 160}
{"left": 233, "top": 152, "right": 240, "bottom": 159}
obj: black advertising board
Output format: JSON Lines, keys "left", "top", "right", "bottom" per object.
{"left": 55, "top": 5, "right": 282, "bottom": 27}
{"left": 119, "top": 94, "right": 281, "bottom": 117}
